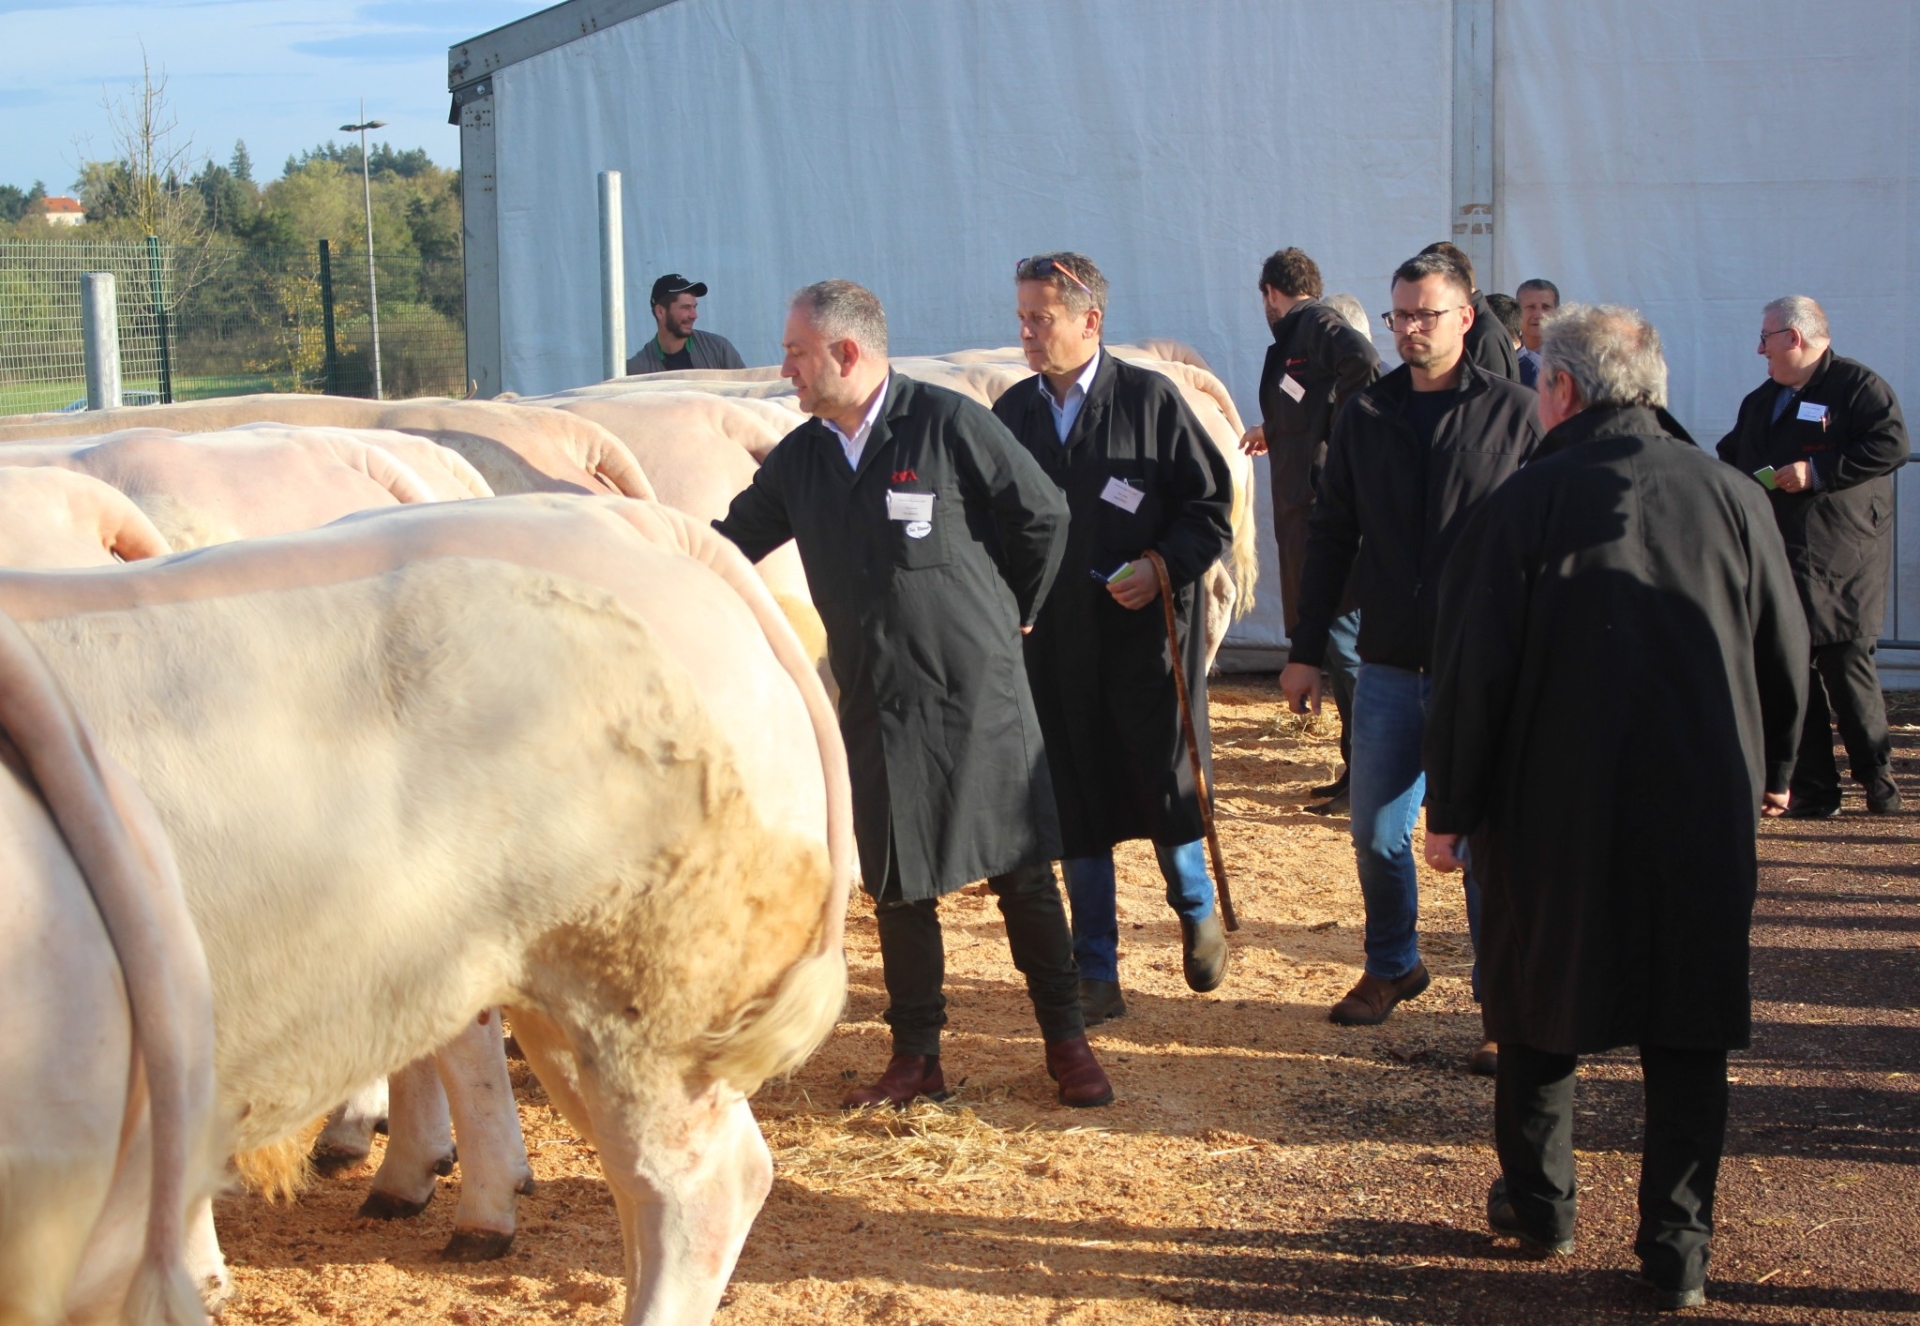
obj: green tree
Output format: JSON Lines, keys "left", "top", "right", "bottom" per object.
{"left": 230, "top": 139, "right": 253, "bottom": 184}
{"left": 0, "top": 181, "right": 44, "bottom": 224}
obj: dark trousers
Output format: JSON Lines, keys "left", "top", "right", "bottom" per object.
{"left": 1496, "top": 1042, "right": 1728, "bottom": 1291}
{"left": 874, "top": 862, "right": 1084, "bottom": 1057}
{"left": 1793, "top": 637, "right": 1892, "bottom": 803}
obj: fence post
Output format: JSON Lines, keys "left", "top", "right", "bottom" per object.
{"left": 81, "top": 272, "right": 121, "bottom": 410}
{"left": 145, "top": 235, "right": 174, "bottom": 404}
{"left": 598, "top": 169, "right": 625, "bottom": 380}
{"left": 318, "top": 239, "right": 339, "bottom": 395}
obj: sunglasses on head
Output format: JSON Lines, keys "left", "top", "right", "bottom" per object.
{"left": 1020, "top": 256, "right": 1093, "bottom": 298}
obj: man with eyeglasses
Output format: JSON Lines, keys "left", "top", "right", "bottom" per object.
{"left": 991, "top": 252, "right": 1236, "bottom": 1027}
{"left": 1420, "top": 242, "right": 1520, "bottom": 382}
{"left": 1279, "top": 249, "right": 1541, "bottom": 1068}
{"left": 1717, "top": 295, "right": 1908, "bottom": 818}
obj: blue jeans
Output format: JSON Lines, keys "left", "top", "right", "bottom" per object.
{"left": 1349, "top": 663, "right": 1481, "bottom": 994}
{"left": 1325, "top": 611, "right": 1361, "bottom": 766}
{"left": 1061, "top": 841, "right": 1215, "bottom": 984}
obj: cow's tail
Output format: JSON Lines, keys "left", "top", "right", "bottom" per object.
{"left": 0, "top": 611, "right": 219, "bottom": 1325}
{"left": 703, "top": 941, "right": 848, "bottom": 1097}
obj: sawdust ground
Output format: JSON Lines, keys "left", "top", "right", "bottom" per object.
{"left": 212, "top": 680, "right": 1920, "bottom": 1323}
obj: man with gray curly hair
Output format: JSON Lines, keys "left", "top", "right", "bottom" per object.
{"left": 1422, "top": 303, "right": 1808, "bottom": 1309}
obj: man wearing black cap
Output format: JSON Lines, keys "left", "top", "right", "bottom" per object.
{"left": 625, "top": 274, "right": 747, "bottom": 375}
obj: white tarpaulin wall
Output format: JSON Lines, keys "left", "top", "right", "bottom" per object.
{"left": 466, "top": 0, "right": 1919, "bottom": 672}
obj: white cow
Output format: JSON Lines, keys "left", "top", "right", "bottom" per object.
{"left": 0, "top": 495, "right": 853, "bottom": 1323}
{"left": 0, "top": 466, "right": 171, "bottom": 567}
{"left": 0, "top": 609, "right": 219, "bottom": 1324}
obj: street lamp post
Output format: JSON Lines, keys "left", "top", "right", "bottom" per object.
{"left": 340, "top": 102, "right": 388, "bottom": 399}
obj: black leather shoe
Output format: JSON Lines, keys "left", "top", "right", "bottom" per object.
{"left": 1783, "top": 798, "right": 1841, "bottom": 819}
{"left": 1868, "top": 777, "right": 1904, "bottom": 815}
{"left": 1311, "top": 768, "right": 1349, "bottom": 800}
{"left": 1181, "top": 911, "right": 1229, "bottom": 992}
{"left": 1078, "top": 978, "right": 1127, "bottom": 1027}
{"left": 1305, "top": 787, "right": 1350, "bottom": 817}
{"left": 1631, "top": 1271, "right": 1707, "bottom": 1310}
{"left": 1486, "top": 1177, "right": 1574, "bottom": 1257}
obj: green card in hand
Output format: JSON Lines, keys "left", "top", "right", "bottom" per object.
{"left": 1753, "top": 466, "right": 1778, "bottom": 490}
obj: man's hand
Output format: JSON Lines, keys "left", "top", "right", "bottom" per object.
{"left": 1107, "top": 559, "right": 1161, "bottom": 609}
{"left": 1239, "top": 424, "right": 1267, "bottom": 456}
{"left": 1761, "top": 790, "right": 1790, "bottom": 818}
{"left": 1775, "top": 459, "right": 1815, "bottom": 493}
{"left": 1279, "top": 661, "right": 1322, "bottom": 715}
{"left": 1019, "top": 624, "right": 1032, "bottom": 635}
{"left": 1424, "top": 832, "right": 1465, "bottom": 873}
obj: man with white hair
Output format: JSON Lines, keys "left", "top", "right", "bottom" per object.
{"left": 1717, "top": 295, "right": 1909, "bottom": 817}
{"left": 1423, "top": 304, "right": 1807, "bottom": 1309}
{"left": 714, "top": 279, "right": 1114, "bottom": 1110}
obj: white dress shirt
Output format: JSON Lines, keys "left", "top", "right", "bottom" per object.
{"left": 1043, "top": 350, "right": 1102, "bottom": 443}
{"left": 827, "top": 376, "right": 891, "bottom": 469}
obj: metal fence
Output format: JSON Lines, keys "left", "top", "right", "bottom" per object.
{"left": 0, "top": 239, "right": 465, "bottom": 417}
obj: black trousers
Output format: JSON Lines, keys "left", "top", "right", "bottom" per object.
{"left": 1496, "top": 1042, "right": 1728, "bottom": 1291}
{"left": 874, "top": 861, "right": 1084, "bottom": 1057}
{"left": 1793, "top": 637, "right": 1893, "bottom": 803}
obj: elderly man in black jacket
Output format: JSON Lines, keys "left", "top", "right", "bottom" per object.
{"left": 1717, "top": 295, "right": 1908, "bottom": 817}
{"left": 1281, "top": 251, "right": 1541, "bottom": 1062}
{"left": 991, "top": 252, "right": 1236, "bottom": 1026}
{"left": 1423, "top": 304, "right": 1808, "bottom": 1310}
{"left": 714, "top": 279, "right": 1114, "bottom": 1110}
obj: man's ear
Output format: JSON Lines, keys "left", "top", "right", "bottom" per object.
{"left": 1084, "top": 306, "right": 1104, "bottom": 342}
{"left": 1458, "top": 297, "right": 1476, "bottom": 333}
{"left": 829, "top": 338, "right": 859, "bottom": 376}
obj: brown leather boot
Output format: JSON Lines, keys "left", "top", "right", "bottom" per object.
{"left": 840, "top": 1053, "right": 948, "bottom": 1109}
{"left": 1328, "top": 962, "right": 1431, "bottom": 1026}
{"left": 1182, "top": 911, "right": 1229, "bottom": 992}
{"left": 1044, "top": 1035, "right": 1114, "bottom": 1108}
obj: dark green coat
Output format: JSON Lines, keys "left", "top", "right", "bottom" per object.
{"left": 992, "top": 352, "right": 1234, "bottom": 857}
{"left": 714, "top": 373, "right": 1068, "bottom": 901}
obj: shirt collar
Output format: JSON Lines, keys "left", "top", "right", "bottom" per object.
{"left": 1039, "top": 348, "right": 1101, "bottom": 405}
{"left": 825, "top": 375, "right": 890, "bottom": 467}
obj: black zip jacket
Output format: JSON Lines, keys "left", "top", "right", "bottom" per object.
{"left": 1290, "top": 358, "right": 1542, "bottom": 671}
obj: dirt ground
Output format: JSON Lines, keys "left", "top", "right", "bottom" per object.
{"left": 214, "top": 680, "right": 1920, "bottom": 1324}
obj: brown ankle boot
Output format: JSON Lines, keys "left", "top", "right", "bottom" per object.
{"left": 1044, "top": 1035, "right": 1114, "bottom": 1108}
{"left": 841, "top": 1053, "right": 948, "bottom": 1110}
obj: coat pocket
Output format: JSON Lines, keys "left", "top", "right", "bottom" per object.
{"left": 888, "top": 489, "right": 951, "bottom": 569}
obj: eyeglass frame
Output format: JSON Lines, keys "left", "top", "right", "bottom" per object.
{"left": 1379, "top": 305, "right": 1467, "bottom": 332}
{"left": 1758, "top": 327, "right": 1798, "bottom": 350}
{"left": 1019, "top": 256, "right": 1094, "bottom": 299}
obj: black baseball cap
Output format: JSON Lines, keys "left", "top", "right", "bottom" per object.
{"left": 650, "top": 273, "right": 708, "bottom": 306}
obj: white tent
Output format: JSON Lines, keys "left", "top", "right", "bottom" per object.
{"left": 450, "top": 0, "right": 1919, "bottom": 679}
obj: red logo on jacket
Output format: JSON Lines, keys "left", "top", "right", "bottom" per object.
{"left": 891, "top": 469, "right": 918, "bottom": 483}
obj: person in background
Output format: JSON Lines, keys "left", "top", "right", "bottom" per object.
{"left": 1486, "top": 292, "right": 1523, "bottom": 351}
{"left": 1515, "top": 278, "right": 1560, "bottom": 388}
{"left": 1420, "top": 242, "right": 1519, "bottom": 381}
{"left": 625, "top": 273, "right": 746, "bottom": 375}
{"left": 1716, "top": 294, "right": 1908, "bottom": 817}
{"left": 1424, "top": 304, "right": 1807, "bottom": 1310}
{"left": 994, "top": 252, "right": 1237, "bottom": 1026}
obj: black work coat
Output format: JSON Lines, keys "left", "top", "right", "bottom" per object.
{"left": 1291, "top": 359, "right": 1541, "bottom": 671}
{"left": 714, "top": 374, "right": 1068, "bottom": 902}
{"left": 1258, "top": 300, "right": 1381, "bottom": 631}
{"left": 1425, "top": 405, "right": 1809, "bottom": 1055}
{"left": 1715, "top": 350, "right": 1909, "bottom": 646}
{"left": 992, "top": 352, "right": 1235, "bottom": 857}
{"left": 1465, "top": 290, "right": 1520, "bottom": 382}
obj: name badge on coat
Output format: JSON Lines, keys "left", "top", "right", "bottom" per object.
{"left": 1280, "top": 373, "right": 1307, "bottom": 402}
{"left": 1100, "top": 476, "right": 1146, "bottom": 514}
{"left": 1797, "top": 401, "right": 1829, "bottom": 424}
{"left": 886, "top": 489, "right": 934, "bottom": 538}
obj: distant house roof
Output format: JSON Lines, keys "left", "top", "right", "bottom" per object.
{"left": 42, "top": 197, "right": 85, "bottom": 215}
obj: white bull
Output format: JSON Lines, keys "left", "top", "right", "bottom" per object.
{"left": 0, "top": 610, "right": 219, "bottom": 1324}
{"left": 0, "top": 495, "right": 852, "bottom": 1323}
{"left": 0, "top": 466, "right": 171, "bottom": 566}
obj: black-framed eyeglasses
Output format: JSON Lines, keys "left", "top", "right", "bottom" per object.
{"left": 1758, "top": 327, "right": 1795, "bottom": 349}
{"left": 1380, "top": 306, "right": 1464, "bottom": 332}
{"left": 1020, "top": 256, "right": 1093, "bottom": 299}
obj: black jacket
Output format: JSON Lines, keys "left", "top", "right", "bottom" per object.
{"left": 714, "top": 374, "right": 1069, "bottom": 901}
{"left": 993, "top": 351, "right": 1234, "bottom": 856}
{"left": 1715, "top": 350, "right": 1908, "bottom": 645}
{"left": 1465, "top": 290, "right": 1520, "bottom": 382}
{"left": 1290, "top": 358, "right": 1542, "bottom": 672}
{"left": 1425, "top": 404, "right": 1808, "bottom": 1055}
{"left": 1258, "top": 300, "right": 1381, "bottom": 630}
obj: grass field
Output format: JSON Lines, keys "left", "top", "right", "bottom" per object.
{"left": 0, "top": 373, "right": 286, "bottom": 418}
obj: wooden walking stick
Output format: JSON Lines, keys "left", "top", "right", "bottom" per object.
{"left": 1143, "top": 551, "right": 1238, "bottom": 932}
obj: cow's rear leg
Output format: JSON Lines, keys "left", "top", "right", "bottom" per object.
{"left": 311, "top": 1076, "right": 389, "bottom": 1176}
{"left": 357, "top": 1056, "right": 453, "bottom": 1220}
{"left": 438, "top": 1010, "right": 536, "bottom": 1261}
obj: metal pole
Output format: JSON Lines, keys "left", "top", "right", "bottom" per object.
{"left": 359, "top": 103, "right": 383, "bottom": 400}
{"left": 318, "top": 239, "right": 339, "bottom": 395}
{"left": 80, "top": 273, "right": 122, "bottom": 410}
{"left": 598, "top": 169, "right": 625, "bottom": 380}
{"left": 145, "top": 235, "right": 174, "bottom": 404}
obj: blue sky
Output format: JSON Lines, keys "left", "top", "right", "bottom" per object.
{"left": 0, "top": 0, "right": 555, "bottom": 193}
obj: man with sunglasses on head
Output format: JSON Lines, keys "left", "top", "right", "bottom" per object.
{"left": 1279, "top": 250, "right": 1541, "bottom": 1069}
{"left": 991, "top": 252, "right": 1236, "bottom": 1028}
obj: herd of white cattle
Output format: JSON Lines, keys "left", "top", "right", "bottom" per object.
{"left": 0, "top": 345, "right": 1258, "bottom": 1325}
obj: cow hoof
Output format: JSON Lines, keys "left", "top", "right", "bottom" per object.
{"left": 442, "top": 1228, "right": 516, "bottom": 1261}
{"left": 309, "top": 1143, "right": 370, "bottom": 1177}
{"left": 357, "top": 1189, "right": 433, "bottom": 1220}
{"left": 515, "top": 1174, "right": 538, "bottom": 1196}
{"left": 432, "top": 1148, "right": 457, "bottom": 1177}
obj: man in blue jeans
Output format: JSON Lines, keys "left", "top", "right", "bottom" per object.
{"left": 1280, "top": 248, "right": 1541, "bottom": 1069}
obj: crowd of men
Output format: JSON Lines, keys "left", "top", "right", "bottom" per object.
{"left": 683, "top": 244, "right": 1907, "bottom": 1313}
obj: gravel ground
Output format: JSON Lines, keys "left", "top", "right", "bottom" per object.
{"left": 212, "top": 681, "right": 1920, "bottom": 1324}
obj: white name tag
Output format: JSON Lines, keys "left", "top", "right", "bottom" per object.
{"left": 1100, "top": 476, "right": 1146, "bottom": 514}
{"left": 1280, "top": 373, "right": 1307, "bottom": 402}
{"left": 1797, "top": 401, "right": 1829, "bottom": 423}
{"left": 886, "top": 490, "right": 934, "bottom": 522}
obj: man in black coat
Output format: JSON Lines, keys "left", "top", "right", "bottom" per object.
{"left": 714, "top": 280, "right": 1114, "bottom": 1110}
{"left": 1423, "top": 304, "right": 1808, "bottom": 1309}
{"left": 1240, "top": 247, "right": 1380, "bottom": 810}
{"left": 1280, "top": 250, "right": 1541, "bottom": 1067}
{"left": 1421, "top": 242, "right": 1520, "bottom": 382}
{"left": 991, "top": 252, "right": 1236, "bottom": 1026}
{"left": 1716, "top": 295, "right": 1908, "bottom": 817}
